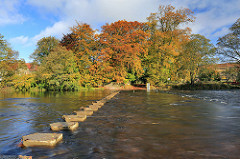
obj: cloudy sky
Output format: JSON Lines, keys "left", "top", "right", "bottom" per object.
{"left": 0, "top": 0, "right": 240, "bottom": 62}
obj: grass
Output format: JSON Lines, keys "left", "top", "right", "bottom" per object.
{"left": 171, "top": 82, "right": 240, "bottom": 90}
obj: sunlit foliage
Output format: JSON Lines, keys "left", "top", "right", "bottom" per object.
{"left": 146, "top": 5, "right": 195, "bottom": 85}
{"left": 1, "top": 4, "right": 221, "bottom": 91}
{"left": 100, "top": 20, "right": 149, "bottom": 83}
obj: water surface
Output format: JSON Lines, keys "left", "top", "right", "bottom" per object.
{"left": 0, "top": 89, "right": 240, "bottom": 158}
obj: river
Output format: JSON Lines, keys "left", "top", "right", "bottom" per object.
{"left": 0, "top": 89, "right": 239, "bottom": 158}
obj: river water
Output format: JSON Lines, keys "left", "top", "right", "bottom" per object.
{"left": 0, "top": 89, "right": 239, "bottom": 159}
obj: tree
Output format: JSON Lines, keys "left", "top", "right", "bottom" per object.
{"left": 0, "top": 34, "right": 8, "bottom": 61}
{"left": 100, "top": 20, "right": 149, "bottom": 83}
{"left": 36, "top": 45, "right": 81, "bottom": 91}
{"left": 0, "top": 34, "right": 25, "bottom": 80}
{"left": 217, "top": 18, "right": 240, "bottom": 63}
{"left": 182, "top": 34, "right": 215, "bottom": 84}
{"left": 39, "top": 45, "right": 77, "bottom": 74}
{"left": 61, "top": 23, "right": 99, "bottom": 73}
{"left": 60, "top": 33, "right": 78, "bottom": 51}
{"left": 222, "top": 67, "right": 240, "bottom": 82}
{"left": 61, "top": 22, "right": 110, "bottom": 86}
{"left": 146, "top": 5, "right": 195, "bottom": 85}
{"left": 198, "top": 66, "right": 221, "bottom": 81}
{"left": 31, "top": 36, "right": 59, "bottom": 64}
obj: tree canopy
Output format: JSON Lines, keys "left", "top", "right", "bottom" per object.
{"left": 31, "top": 36, "right": 59, "bottom": 64}
{"left": 217, "top": 18, "right": 240, "bottom": 63}
{"left": 1, "top": 4, "right": 225, "bottom": 90}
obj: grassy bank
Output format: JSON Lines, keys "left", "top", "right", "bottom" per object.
{"left": 171, "top": 82, "right": 240, "bottom": 90}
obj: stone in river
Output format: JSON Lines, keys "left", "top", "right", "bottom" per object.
{"left": 50, "top": 122, "right": 79, "bottom": 131}
{"left": 74, "top": 110, "right": 93, "bottom": 116}
{"left": 88, "top": 105, "right": 100, "bottom": 111}
{"left": 85, "top": 106, "right": 98, "bottom": 111}
{"left": 62, "top": 115, "right": 87, "bottom": 122}
{"left": 93, "top": 101, "right": 104, "bottom": 107}
{"left": 0, "top": 155, "right": 32, "bottom": 159}
{"left": 22, "top": 133, "right": 63, "bottom": 147}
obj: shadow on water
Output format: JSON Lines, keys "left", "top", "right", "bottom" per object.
{"left": 0, "top": 90, "right": 240, "bottom": 158}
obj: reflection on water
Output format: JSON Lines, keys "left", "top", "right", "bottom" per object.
{"left": 0, "top": 90, "right": 240, "bottom": 158}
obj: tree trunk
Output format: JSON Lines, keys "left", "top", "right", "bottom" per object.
{"left": 190, "top": 72, "right": 194, "bottom": 85}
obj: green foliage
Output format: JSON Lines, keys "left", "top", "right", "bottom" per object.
{"left": 36, "top": 73, "right": 82, "bottom": 91}
{"left": 181, "top": 34, "right": 216, "bottom": 84}
{"left": 33, "top": 45, "right": 82, "bottom": 91}
{"left": 12, "top": 74, "right": 36, "bottom": 91}
{"left": 31, "top": 36, "right": 59, "bottom": 64}
{"left": 222, "top": 67, "right": 240, "bottom": 82}
{"left": 38, "top": 45, "right": 77, "bottom": 74}
{"left": 172, "top": 82, "right": 239, "bottom": 90}
{"left": 146, "top": 5, "right": 196, "bottom": 85}
{"left": 0, "top": 34, "right": 26, "bottom": 84}
{"left": 199, "top": 68, "right": 221, "bottom": 81}
{"left": 126, "top": 73, "right": 136, "bottom": 83}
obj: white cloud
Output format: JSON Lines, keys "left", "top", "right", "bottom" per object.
{"left": 175, "top": 0, "right": 240, "bottom": 39}
{"left": 26, "top": 0, "right": 163, "bottom": 43}
{"left": 28, "top": 0, "right": 240, "bottom": 36}
{"left": 213, "top": 27, "right": 231, "bottom": 38}
{"left": 4, "top": 0, "right": 239, "bottom": 62}
{"left": 0, "top": 0, "right": 25, "bottom": 25}
{"left": 22, "top": 0, "right": 240, "bottom": 48}
{"left": 32, "top": 21, "right": 70, "bottom": 42}
{"left": 9, "top": 36, "right": 29, "bottom": 45}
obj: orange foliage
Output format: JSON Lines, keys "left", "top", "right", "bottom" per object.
{"left": 100, "top": 20, "right": 150, "bottom": 83}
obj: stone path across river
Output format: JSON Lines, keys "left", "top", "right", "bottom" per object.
{"left": 20, "top": 91, "right": 120, "bottom": 149}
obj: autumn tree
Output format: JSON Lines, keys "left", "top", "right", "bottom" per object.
{"left": 181, "top": 34, "right": 215, "bottom": 84}
{"left": 217, "top": 18, "right": 240, "bottom": 63}
{"left": 146, "top": 5, "right": 195, "bottom": 85}
{"left": 31, "top": 36, "right": 59, "bottom": 64}
{"left": 60, "top": 33, "right": 79, "bottom": 52}
{"left": 0, "top": 34, "right": 26, "bottom": 81}
{"left": 198, "top": 67, "right": 221, "bottom": 82}
{"left": 61, "top": 22, "right": 109, "bottom": 86}
{"left": 39, "top": 45, "right": 77, "bottom": 75}
{"left": 36, "top": 45, "right": 81, "bottom": 91}
{"left": 100, "top": 20, "right": 149, "bottom": 83}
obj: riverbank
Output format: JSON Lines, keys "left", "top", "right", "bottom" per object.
{"left": 1, "top": 82, "right": 239, "bottom": 93}
{"left": 103, "top": 83, "right": 146, "bottom": 90}
{"left": 171, "top": 82, "right": 240, "bottom": 90}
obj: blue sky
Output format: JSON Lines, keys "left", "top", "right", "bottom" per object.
{"left": 0, "top": 0, "right": 240, "bottom": 62}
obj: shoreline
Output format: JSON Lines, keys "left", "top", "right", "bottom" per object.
{"left": 1, "top": 82, "right": 239, "bottom": 93}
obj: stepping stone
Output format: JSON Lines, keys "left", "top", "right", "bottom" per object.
{"left": 99, "top": 99, "right": 107, "bottom": 104}
{"left": 50, "top": 122, "right": 79, "bottom": 131}
{"left": 94, "top": 101, "right": 105, "bottom": 106}
{"left": 62, "top": 115, "right": 87, "bottom": 122}
{"left": 90, "top": 103, "right": 102, "bottom": 108}
{"left": 0, "top": 155, "right": 32, "bottom": 159}
{"left": 22, "top": 133, "right": 63, "bottom": 147}
{"left": 74, "top": 110, "right": 93, "bottom": 116}
{"left": 87, "top": 105, "right": 99, "bottom": 111}
{"left": 84, "top": 107, "right": 97, "bottom": 112}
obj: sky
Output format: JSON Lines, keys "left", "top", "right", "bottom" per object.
{"left": 0, "top": 0, "right": 240, "bottom": 62}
